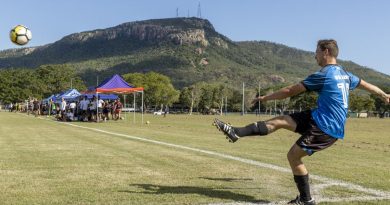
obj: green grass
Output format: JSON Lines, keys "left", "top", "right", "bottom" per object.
{"left": 0, "top": 112, "right": 389, "bottom": 204}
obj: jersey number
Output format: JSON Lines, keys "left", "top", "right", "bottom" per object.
{"left": 337, "top": 83, "right": 350, "bottom": 108}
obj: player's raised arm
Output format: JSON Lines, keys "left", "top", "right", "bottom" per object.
{"left": 252, "top": 83, "right": 306, "bottom": 104}
{"left": 358, "top": 79, "right": 390, "bottom": 104}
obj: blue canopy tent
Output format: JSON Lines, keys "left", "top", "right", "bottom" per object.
{"left": 54, "top": 89, "right": 81, "bottom": 103}
{"left": 42, "top": 94, "right": 55, "bottom": 104}
{"left": 76, "top": 93, "right": 118, "bottom": 101}
{"left": 42, "top": 89, "right": 81, "bottom": 104}
{"left": 41, "top": 89, "right": 80, "bottom": 116}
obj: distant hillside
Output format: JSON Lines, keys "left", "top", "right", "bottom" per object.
{"left": 0, "top": 17, "right": 389, "bottom": 89}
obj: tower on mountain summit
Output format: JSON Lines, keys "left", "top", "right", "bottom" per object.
{"left": 197, "top": 2, "right": 202, "bottom": 18}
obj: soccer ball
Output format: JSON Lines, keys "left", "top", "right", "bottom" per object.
{"left": 10, "top": 25, "right": 32, "bottom": 45}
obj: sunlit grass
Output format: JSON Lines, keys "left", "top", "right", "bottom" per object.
{"left": 0, "top": 112, "right": 389, "bottom": 204}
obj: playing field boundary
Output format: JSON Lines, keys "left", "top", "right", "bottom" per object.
{"left": 31, "top": 115, "right": 390, "bottom": 204}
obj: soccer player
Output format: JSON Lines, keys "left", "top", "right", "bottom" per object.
{"left": 214, "top": 39, "right": 390, "bottom": 205}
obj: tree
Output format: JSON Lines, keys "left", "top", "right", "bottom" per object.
{"left": 192, "top": 82, "right": 235, "bottom": 115}
{"left": 349, "top": 93, "right": 364, "bottom": 112}
{"left": 371, "top": 86, "right": 390, "bottom": 116}
{"left": 290, "top": 91, "right": 318, "bottom": 112}
{"left": 179, "top": 87, "right": 192, "bottom": 113}
{"left": 243, "top": 87, "right": 257, "bottom": 113}
{"left": 211, "top": 84, "right": 231, "bottom": 115}
{"left": 363, "top": 97, "right": 375, "bottom": 112}
{"left": 0, "top": 65, "right": 86, "bottom": 104}
{"left": 123, "top": 72, "right": 179, "bottom": 110}
{"left": 179, "top": 85, "right": 200, "bottom": 114}
{"left": 228, "top": 89, "right": 242, "bottom": 112}
{"left": 36, "top": 65, "right": 86, "bottom": 96}
{"left": 0, "top": 69, "right": 41, "bottom": 103}
{"left": 198, "top": 85, "right": 214, "bottom": 114}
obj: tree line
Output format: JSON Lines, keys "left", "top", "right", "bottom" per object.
{"left": 0, "top": 65, "right": 388, "bottom": 115}
{"left": 0, "top": 65, "right": 86, "bottom": 104}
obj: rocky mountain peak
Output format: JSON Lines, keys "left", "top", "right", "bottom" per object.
{"left": 60, "top": 17, "right": 230, "bottom": 48}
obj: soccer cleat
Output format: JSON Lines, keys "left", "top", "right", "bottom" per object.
{"left": 287, "top": 196, "right": 316, "bottom": 205}
{"left": 213, "top": 118, "right": 240, "bottom": 143}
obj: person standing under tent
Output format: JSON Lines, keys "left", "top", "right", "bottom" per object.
{"left": 213, "top": 39, "right": 390, "bottom": 205}
{"left": 55, "top": 103, "right": 61, "bottom": 119}
{"left": 33, "top": 98, "right": 40, "bottom": 117}
{"left": 79, "top": 96, "right": 90, "bottom": 122}
{"left": 69, "top": 101, "right": 76, "bottom": 116}
{"left": 110, "top": 100, "right": 115, "bottom": 120}
{"left": 50, "top": 99, "right": 56, "bottom": 116}
{"left": 114, "top": 98, "right": 123, "bottom": 120}
{"left": 102, "top": 100, "right": 110, "bottom": 121}
{"left": 89, "top": 96, "right": 97, "bottom": 122}
{"left": 16, "top": 102, "right": 20, "bottom": 112}
{"left": 60, "top": 98, "right": 67, "bottom": 121}
{"left": 9, "top": 102, "right": 13, "bottom": 112}
{"left": 97, "top": 96, "right": 104, "bottom": 121}
{"left": 28, "top": 98, "right": 34, "bottom": 115}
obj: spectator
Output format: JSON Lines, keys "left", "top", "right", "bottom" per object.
{"left": 9, "top": 102, "right": 13, "bottom": 112}
{"left": 103, "top": 100, "right": 110, "bottom": 121}
{"left": 69, "top": 101, "right": 76, "bottom": 115}
{"left": 97, "top": 97, "right": 104, "bottom": 121}
{"left": 79, "top": 96, "right": 90, "bottom": 122}
{"left": 89, "top": 96, "right": 97, "bottom": 121}
{"left": 114, "top": 99, "right": 122, "bottom": 120}
{"left": 60, "top": 98, "right": 67, "bottom": 121}
{"left": 33, "top": 98, "right": 40, "bottom": 117}
{"left": 164, "top": 106, "right": 169, "bottom": 117}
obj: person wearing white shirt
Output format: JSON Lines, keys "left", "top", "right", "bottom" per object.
{"left": 89, "top": 97, "right": 97, "bottom": 121}
{"left": 97, "top": 97, "right": 104, "bottom": 121}
{"left": 79, "top": 96, "right": 90, "bottom": 121}
{"left": 69, "top": 101, "right": 76, "bottom": 111}
{"left": 60, "top": 98, "right": 67, "bottom": 121}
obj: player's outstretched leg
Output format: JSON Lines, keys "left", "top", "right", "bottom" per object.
{"left": 213, "top": 118, "right": 269, "bottom": 143}
{"left": 213, "top": 118, "right": 240, "bottom": 143}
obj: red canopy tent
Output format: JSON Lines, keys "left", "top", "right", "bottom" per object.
{"left": 89, "top": 74, "right": 144, "bottom": 123}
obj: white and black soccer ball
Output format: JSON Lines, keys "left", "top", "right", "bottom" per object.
{"left": 10, "top": 25, "right": 32, "bottom": 46}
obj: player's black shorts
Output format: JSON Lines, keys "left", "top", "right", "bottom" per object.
{"left": 289, "top": 110, "right": 338, "bottom": 156}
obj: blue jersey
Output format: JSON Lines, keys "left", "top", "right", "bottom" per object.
{"left": 302, "top": 64, "right": 361, "bottom": 139}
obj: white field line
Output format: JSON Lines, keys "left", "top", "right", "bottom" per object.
{"left": 29, "top": 115, "right": 390, "bottom": 203}
{"left": 208, "top": 202, "right": 287, "bottom": 205}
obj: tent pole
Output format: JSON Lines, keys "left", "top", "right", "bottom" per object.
{"left": 141, "top": 91, "right": 144, "bottom": 124}
{"left": 133, "top": 92, "right": 136, "bottom": 124}
{"left": 124, "top": 94, "right": 127, "bottom": 122}
{"left": 96, "top": 93, "right": 99, "bottom": 123}
{"left": 48, "top": 99, "right": 51, "bottom": 117}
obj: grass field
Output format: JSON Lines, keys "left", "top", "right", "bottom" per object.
{"left": 0, "top": 111, "right": 389, "bottom": 205}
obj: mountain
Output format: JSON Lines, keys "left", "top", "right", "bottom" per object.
{"left": 0, "top": 17, "right": 389, "bottom": 89}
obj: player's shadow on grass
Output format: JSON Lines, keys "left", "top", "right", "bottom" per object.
{"left": 121, "top": 183, "right": 270, "bottom": 203}
{"left": 199, "top": 177, "right": 253, "bottom": 182}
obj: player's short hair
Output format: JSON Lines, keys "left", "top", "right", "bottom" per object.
{"left": 317, "top": 39, "right": 339, "bottom": 58}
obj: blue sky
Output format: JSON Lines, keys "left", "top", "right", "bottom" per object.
{"left": 1, "top": 0, "right": 390, "bottom": 75}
